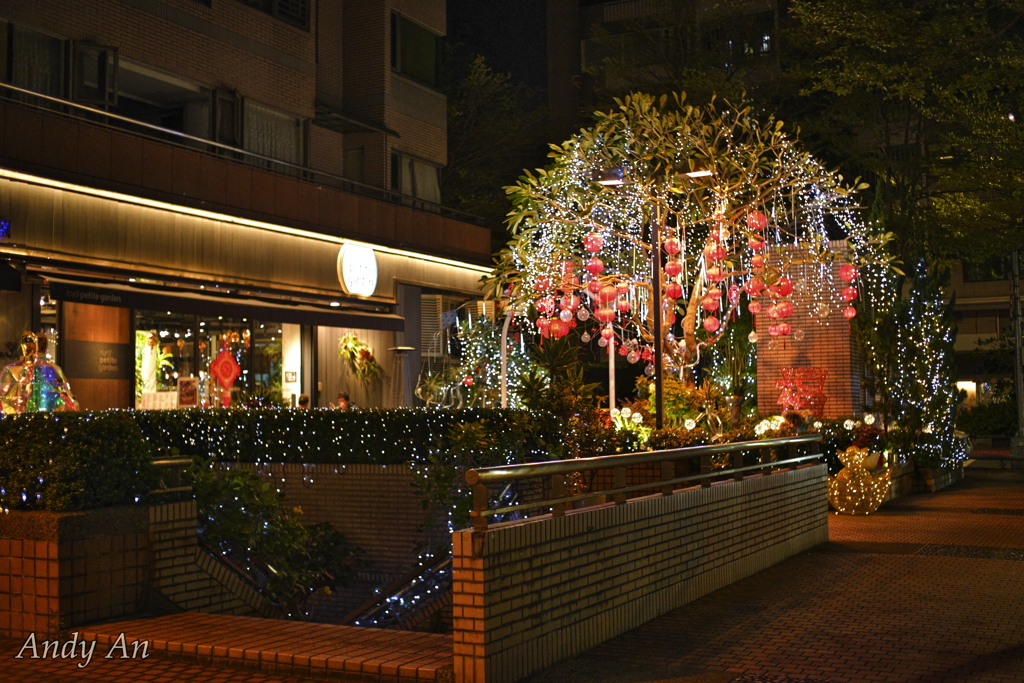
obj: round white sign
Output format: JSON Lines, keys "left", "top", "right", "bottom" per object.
{"left": 337, "top": 244, "right": 378, "bottom": 297}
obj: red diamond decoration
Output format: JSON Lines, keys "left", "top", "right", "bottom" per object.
{"left": 210, "top": 349, "right": 241, "bottom": 390}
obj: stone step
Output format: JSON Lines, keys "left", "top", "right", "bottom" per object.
{"left": 80, "top": 612, "right": 453, "bottom": 682}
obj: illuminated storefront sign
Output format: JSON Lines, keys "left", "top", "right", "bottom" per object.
{"left": 337, "top": 244, "right": 379, "bottom": 297}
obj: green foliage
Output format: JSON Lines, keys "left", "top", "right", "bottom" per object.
{"left": 190, "top": 459, "right": 361, "bottom": 618}
{"left": 957, "top": 401, "right": 1019, "bottom": 438}
{"left": 0, "top": 412, "right": 156, "bottom": 512}
{"left": 131, "top": 407, "right": 533, "bottom": 465}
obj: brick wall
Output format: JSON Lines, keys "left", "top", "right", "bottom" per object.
{"left": 0, "top": 502, "right": 264, "bottom": 639}
{"left": 451, "top": 465, "right": 829, "bottom": 683}
{"left": 756, "top": 242, "right": 865, "bottom": 418}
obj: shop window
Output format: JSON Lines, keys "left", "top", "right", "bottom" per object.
{"left": 135, "top": 311, "right": 197, "bottom": 408}
{"left": 391, "top": 13, "right": 439, "bottom": 87}
{"left": 962, "top": 255, "right": 1009, "bottom": 282}
{"left": 71, "top": 41, "right": 118, "bottom": 107}
{"left": 390, "top": 152, "right": 441, "bottom": 203}
{"left": 243, "top": 98, "right": 304, "bottom": 166}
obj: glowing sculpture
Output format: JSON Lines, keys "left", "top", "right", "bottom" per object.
{"left": 828, "top": 446, "right": 890, "bottom": 515}
{"left": 0, "top": 331, "right": 79, "bottom": 414}
{"left": 776, "top": 367, "right": 828, "bottom": 416}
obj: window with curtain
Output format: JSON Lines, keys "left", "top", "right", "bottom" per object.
{"left": 10, "top": 25, "right": 65, "bottom": 97}
{"left": 390, "top": 152, "right": 440, "bottom": 204}
{"left": 243, "top": 99, "right": 304, "bottom": 165}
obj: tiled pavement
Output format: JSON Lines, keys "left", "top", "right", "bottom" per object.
{"left": 2, "top": 471, "right": 1022, "bottom": 683}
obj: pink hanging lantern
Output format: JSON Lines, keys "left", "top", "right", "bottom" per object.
{"left": 616, "top": 281, "right": 631, "bottom": 295}
{"left": 585, "top": 257, "right": 604, "bottom": 275}
{"left": 702, "top": 316, "right": 721, "bottom": 333}
{"left": 663, "top": 237, "right": 682, "bottom": 254}
{"left": 665, "top": 282, "right": 683, "bottom": 299}
{"left": 664, "top": 260, "right": 683, "bottom": 277}
{"left": 706, "top": 265, "right": 725, "bottom": 283}
{"left": 767, "top": 304, "right": 781, "bottom": 319}
{"left": 616, "top": 298, "right": 632, "bottom": 313}
{"left": 743, "top": 275, "right": 765, "bottom": 295}
{"left": 748, "top": 300, "right": 763, "bottom": 314}
{"left": 600, "top": 326, "right": 615, "bottom": 340}
{"left": 768, "top": 323, "right": 781, "bottom": 337}
{"left": 561, "top": 259, "right": 575, "bottom": 275}
{"left": 595, "top": 307, "right": 616, "bottom": 323}
{"left": 587, "top": 279, "right": 602, "bottom": 294}
{"left": 777, "top": 321, "right": 792, "bottom": 336}
{"left": 550, "top": 318, "right": 569, "bottom": 338}
{"left": 843, "top": 306, "right": 857, "bottom": 320}
{"left": 536, "top": 276, "right": 551, "bottom": 292}
{"left": 774, "top": 276, "right": 794, "bottom": 297}
{"left": 561, "top": 293, "right": 581, "bottom": 310}
{"left": 536, "top": 297, "right": 555, "bottom": 315}
{"left": 701, "top": 297, "right": 719, "bottom": 312}
{"left": 751, "top": 255, "right": 765, "bottom": 268}
{"left": 776, "top": 300, "right": 795, "bottom": 318}
{"left": 748, "top": 237, "right": 766, "bottom": 251}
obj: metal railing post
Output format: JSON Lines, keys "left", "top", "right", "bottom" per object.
{"left": 613, "top": 467, "right": 627, "bottom": 505}
{"left": 550, "top": 475, "right": 566, "bottom": 517}
{"left": 700, "top": 454, "right": 712, "bottom": 488}
{"left": 733, "top": 452, "right": 744, "bottom": 481}
{"left": 473, "top": 483, "right": 489, "bottom": 531}
{"left": 661, "top": 461, "right": 675, "bottom": 496}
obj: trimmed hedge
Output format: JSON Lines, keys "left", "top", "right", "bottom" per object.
{"left": 132, "top": 408, "right": 539, "bottom": 464}
{"left": 0, "top": 412, "right": 157, "bottom": 512}
{"left": 956, "top": 400, "right": 1018, "bottom": 437}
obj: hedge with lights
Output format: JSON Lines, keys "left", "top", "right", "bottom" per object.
{"left": 0, "top": 412, "right": 157, "bottom": 512}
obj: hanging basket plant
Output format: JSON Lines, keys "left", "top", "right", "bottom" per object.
{"left": 338, "top": 334, "right": 384, "bottom": 384}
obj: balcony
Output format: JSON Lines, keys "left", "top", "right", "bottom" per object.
{"left": 0, "top": 84, "right": 490, "bottom": 265}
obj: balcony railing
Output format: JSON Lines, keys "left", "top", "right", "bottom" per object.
{"left": 466, "top": 434, "right": 823, "bottom": 531}
{"left": 0, "top": 81, "right": 481, "bottom": 225}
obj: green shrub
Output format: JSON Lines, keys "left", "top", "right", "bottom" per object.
{"left": 956, "top": 400, "right": 1019, "bottom": 437}
{"left": 0, "top": 412, "right": 156, "bottom": 512}
{"left": 132, "top": 407, "right": 536, "bottom": 465}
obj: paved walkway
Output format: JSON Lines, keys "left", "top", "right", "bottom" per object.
{"left": 2, "top": 470, "right": 1021, "bottom": 683}
{"left": 522, "top": 471, "right": 1024, "bottom": 683}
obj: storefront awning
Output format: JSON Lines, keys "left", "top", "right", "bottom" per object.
{"left": 48, "top": 279, "right": 404, "bottom": 332}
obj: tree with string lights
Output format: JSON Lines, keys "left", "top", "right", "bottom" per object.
{"left": 484, "top": 93, "right": 877, "bottom": 395}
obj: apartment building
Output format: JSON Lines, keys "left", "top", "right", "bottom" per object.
{"left": 0, "top": 0, "right": 491, "bottom": 410}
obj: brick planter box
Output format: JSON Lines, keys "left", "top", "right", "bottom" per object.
{"left": 913, "top": 463, "right": 965, "bottom": 493}
{"left": 0, "top": 506, "right": 149, "bottom": 638}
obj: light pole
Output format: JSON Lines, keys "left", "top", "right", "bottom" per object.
{"left": 1012, "top": 251, "right": 1024, "bottom": 458}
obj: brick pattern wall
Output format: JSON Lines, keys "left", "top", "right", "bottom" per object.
{"left": 2, "top": 0, "right": 316, "bottom": 117}
{"left": 756, "top": 242, "right": 865, "bottom": 418}
{"left": 451, "top": 466, "right": 829, "bottom": 683}
{"left": 148, "top": 502, "right": 255, "bottom": 617}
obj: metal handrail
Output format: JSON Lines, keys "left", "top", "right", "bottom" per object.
{"left": 466, "top": 434, "right": 823, "bottom": 530}
{"left": 0, "top": 82, "right": 483, "bottom": 225}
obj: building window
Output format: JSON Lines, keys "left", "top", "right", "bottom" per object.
{"left": 72, "top": 41, "right": 118, "bottom": 107}
{"left": 235, "top": 0, "right": 309, "bottom": 30}
{"left": 390, "top": 152, "right": 440, "bottom": 204}
{"left": 391, "top": 13, "right": 439, "bottom": 87}
{"left": 343, "top": 148, "right": 365, "bottom": 184}
{"left": 243, "top": 99, "right": 304, "bottom": 165}
{"left": 1, "top": 22, "right": 66, "bottom": 98}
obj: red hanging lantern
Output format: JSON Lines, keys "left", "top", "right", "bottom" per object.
{"left": 536, "top": 276, "right": 551, "bottom": 292}
{"left": 743, "top": 275, "right": 765, "bottom": 295}
{"left": 561, "top": 260, "right": 575, "bottom": 275}
{"left": 664, "top": 260, "right": 683, "bottom": 278}
{"left": 702, "top": 316, "right": 721, "bottom": 333}
{"left": 663, "top": 237, "right": 682, "bottom": 254}
{"left": 776, "top": 300, "right": 794, "bottom": 318}
{"left": 706, "top": 265, "right": 725, "bottom": 283}
{"left": 707, "top": 287, "right": 722, "bottom": 300}
{"left": 767, "top": 304, "right": 781, "bottom": 319}
{"left": 843, "top": 306, "right": 857, "bottom": 320}
{"left": 597, "top": 284, "right": 618, "bottom": 303}
{"left": 616, "top": 298, "right": 631, "bottom": 313}
{"left": 550, "top": 318, "right": 570, "bottom": 338}
{"left": 584, "top": 232, "right": 605, "bottom": 252}
{"left": 536, "top": 317, "right": 551, "bottom": 337}
{"left": 839, "top": 263, "right": 859, "bottom": 282}
{"left": 665, "top": 282, "right": 683, "bottom": 299}
{"left": 616, "top": 281, "right": 631, "bottom": 295}
{"left": 768, "top": 323, "right": 781, "bottom": 337}
{"left": 746, "top": 211, "right": 768, "bottom": 231}
{"left": 600, "top": 326, "right": 615, "bottom": 340}
{"left": 728, "top": 284, "right": 741, "bottom": 306}
{"left": 774, "top": 276, "right": 794, "bottom": 297}
{"left": 536, "top": 297, "right": 555, "bottom": 315}
{"left": 751, "top": 255, "right": 765, "bottom": 269}
{"left": 777, "top": 321, "right": 792, "bottom": 336}
{"left": 587, "top": 279, "right": 602, "bottom": 294}
{"left": 561, "top": 293, "right": 581, "bottom": 310}
{"left": 595, "top": 307, "right": 616, "bottom": 323}
{"left": 748, "top": 237, "right": 766, "bottom": 251}
{"left": 701, "top": 297, "right": 719, "bottom": 312}
{"left": 585, "top": 257, "right": 604, "bottom": 275}
{"left": 748, "top": 300, "right": 762, "bottom": 314}
{"left": 840, "top": 285, "right": 858, "bottom": 302}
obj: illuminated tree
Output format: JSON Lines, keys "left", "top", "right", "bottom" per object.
{"left": 486, "top": 93, "right": 870, "bottom": 385}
